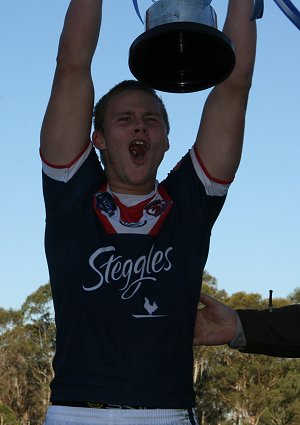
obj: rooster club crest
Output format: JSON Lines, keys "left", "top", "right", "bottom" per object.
{"left": 132, "top": 297, "right": 167, "bottom": 318}
{"left": 145, "top": 199, "right": 169, "bottom": 217}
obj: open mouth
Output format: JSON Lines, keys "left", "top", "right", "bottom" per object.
{"left": 128, "top": 140, "right": 148, "bottom": 160}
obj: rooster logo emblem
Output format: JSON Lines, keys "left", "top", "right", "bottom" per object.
{"left": 132, "top": 298, "right": 167, "bottom": 319}
{"left": 144, "top": 297, "right": 158, "bottom": 316}
{"left": 145, "top": 200, "right": 169, "bottom": 217}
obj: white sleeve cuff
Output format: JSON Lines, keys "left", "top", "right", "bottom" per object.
{"left": 190, "top": 147, "right": 231, "bottom": 197}
{"left": 42, "top": 143, "right": 93, "bottom": 182}
{"left": 229, "top": 314, "right": 247, "bottom": 349}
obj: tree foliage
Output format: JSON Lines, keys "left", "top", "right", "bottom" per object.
{"left": 0, "top": 284, "right": 54, "bottom": 425}
{"left": 0, "top": 404, "right": 20, "bottom": 425}
{"left": 289, "top": 287, "right": 300, "bottom": 303}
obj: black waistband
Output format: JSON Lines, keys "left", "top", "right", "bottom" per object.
{"left": 51, "top": 401, "right": 158, "bottom": 409}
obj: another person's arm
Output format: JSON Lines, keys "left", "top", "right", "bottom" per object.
{"left": 194, "top": 293, "right": 300, "bottom": 358}
{"left": 195, "top": 0, "right": 256, "bottom": 182}
{"left": 193, "top": 293, "right": 238, "bottom": 346}
{"left": 236, "top": 305, "right": 300, "bottom": 358}
{"left": 40, "top": 0, "right": 103, "bottom": 165}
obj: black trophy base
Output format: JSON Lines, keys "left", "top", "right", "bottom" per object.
{"left": 129, "top": 22, "right": 236, "bottom": 93}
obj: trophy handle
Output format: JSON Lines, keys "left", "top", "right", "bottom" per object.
{"left": 252, "top": 0, "right": 300, "bottom": 29}
{"left": 274, "top": 0, "right": 300, "bottom": 30}
{"left": 251, "top": 0, "right": 264, "bottom": 20}
{"left": 132, "top": 0, "right": 144, "bottom": 24}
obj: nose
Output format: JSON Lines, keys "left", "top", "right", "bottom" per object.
{"left": 134, "top": 117, "right": 147, "bottom": 133}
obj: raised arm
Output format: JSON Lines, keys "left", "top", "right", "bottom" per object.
{"left": 195, "top": 0, "right": 256, "bottom": 182}
{"left": 40, "top": 0, "right": 103, "bottom": 165}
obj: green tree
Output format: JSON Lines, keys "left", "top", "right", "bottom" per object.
{"left": 0, "top": 308, "right": 22, "bottom": 335}
{"left": 228, "top": 291, "right": 264, "bottom": 309}
{"left": 259, "top": 364, "right": 300, "bottom": 424}
{"left": 288, "top": 287, "right": 300, "bottom": 303}
{"left": 0, "top": 404, "right": 20, "bottom": 425}
{"left": 0, "top": 283, "right": 55, "bottom": 425}
{"left": 201, "top": 270, "right": 228, "bottom": 301}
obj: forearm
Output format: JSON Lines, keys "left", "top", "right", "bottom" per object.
{"left": 40, "top": 0, "right": 103, "bottom": 165}
{"left": 223, "top": 0, "right": 257, "bottom": 88}
{"left": 57, "top": 0, "right": 103, "bottom": 68}
{"left": 194, "top": 1, "right": 257, "bottom": 181}
{"left": 236, "top": 306, "right": 300, "bottom": 358}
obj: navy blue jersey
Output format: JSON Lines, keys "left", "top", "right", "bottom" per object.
{"left": 42, "top": 145, "right": 228, "bottom": 408}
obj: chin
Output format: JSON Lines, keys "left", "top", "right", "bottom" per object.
{"left": 127, "top": 173, "right": 155, "bottom": 190}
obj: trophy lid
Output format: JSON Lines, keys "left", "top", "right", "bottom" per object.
{"left": 129, "top": 21, "right": 235, "bottom": 93}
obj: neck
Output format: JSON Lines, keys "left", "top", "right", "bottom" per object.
{"left": 108, "top": 181, "right": 156, "bottom": 196}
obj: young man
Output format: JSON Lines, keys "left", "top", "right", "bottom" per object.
{"left": 40, "top": 1, "right": 256, "bottom": 424}
{"left": 195, "top": 293, "right": 300, "bottom": 358}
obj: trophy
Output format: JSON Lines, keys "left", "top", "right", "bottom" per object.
{"left": 129, "top": 0, "right": 236, "bottom": 93}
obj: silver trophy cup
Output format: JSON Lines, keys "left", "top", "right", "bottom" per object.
{"left": 129, "top": 0, "right": 236, "bottom": 93}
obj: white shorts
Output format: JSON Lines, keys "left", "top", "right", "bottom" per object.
{"left": 43, "top": 405, "right": 199, "bottom": 425}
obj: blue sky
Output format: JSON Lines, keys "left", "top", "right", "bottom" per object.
{"left": 0, "top": 0, "right": 299, "bottom": 309}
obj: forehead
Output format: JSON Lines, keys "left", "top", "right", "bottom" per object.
{"left": 107, "top": 90, "right": 162, "bottom": 115}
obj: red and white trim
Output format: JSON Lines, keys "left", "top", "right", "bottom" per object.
{"left": 93, "top": 183, "right": 173, "bottom": 235}
{"left": 41, "top": 143, "right": 93, "bottom": 182}
{"left": 190, "top": 146, "right": 231, "bottom": 197}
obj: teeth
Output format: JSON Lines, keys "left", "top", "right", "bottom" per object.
{"left": 132, "top": 141, "right": 145, "bottom": 145}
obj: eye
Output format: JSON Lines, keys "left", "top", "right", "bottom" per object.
{"left": 146, "top": 116, "right": 159, "bottom": 123}
{"left": 118, "top": 116, "right": 131, "bottom": 123}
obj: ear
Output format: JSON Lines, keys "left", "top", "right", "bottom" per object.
{"left": 165, "top": 136, "right": 170, "bottom": 152}
{"left": 92, "top": 131, "right": 106, "bottom": 151}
